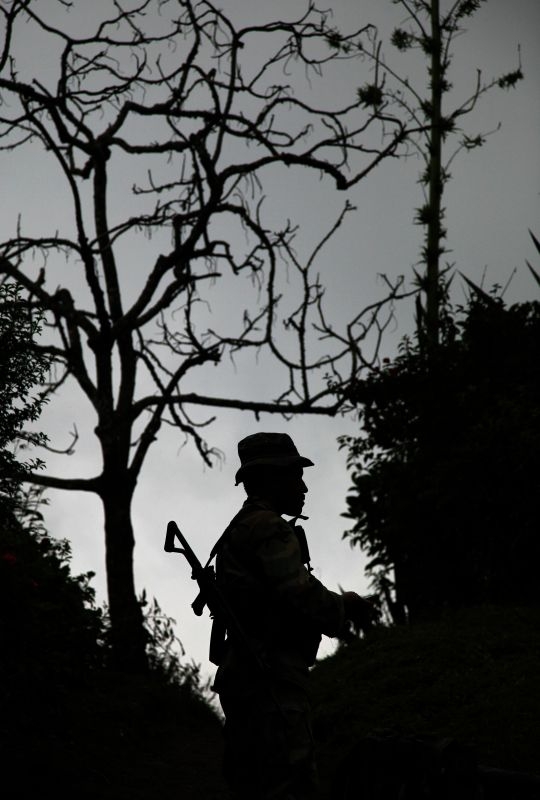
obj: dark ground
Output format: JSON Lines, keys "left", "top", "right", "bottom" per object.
{"left": 312, "top": 605, "right": 540, "bottom": 798}
{"left": 1, "top": 605, "right": 539, "bottom": 799}
{"left": 1, "top": 668, "right": 227, "bottom": 799}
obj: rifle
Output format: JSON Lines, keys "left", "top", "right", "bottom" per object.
{"left": 164, "top": 521, "right": 306, "bottom": 723}
{"left": 164, "top": 520, "right": 268, "bottom": 672}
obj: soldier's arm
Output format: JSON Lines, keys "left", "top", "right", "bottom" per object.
{"left": 250, "top": 513, "right": 345, "bottom": 638}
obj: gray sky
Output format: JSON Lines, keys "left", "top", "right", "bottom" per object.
{"left": 2, "top": 0, "right": 539, "bottom": 684}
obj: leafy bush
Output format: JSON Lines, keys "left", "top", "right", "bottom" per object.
{"left": 0, "top": 497, "right": 105, "bottom": 680}
{"left": 0, "top": 283, "right": 48, "bottom": 518}
{"left": 0, "top": 283, "right": 105, "bottom": 679}
{"left": 139, "top": 591, "right": 216, "bottom": 707}
{"left": 341, "top": 259, "right": 540, "bottom": 622}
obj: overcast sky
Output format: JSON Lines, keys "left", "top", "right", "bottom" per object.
{"left": 2, "top": 0, "right": 539, "bottom": 685}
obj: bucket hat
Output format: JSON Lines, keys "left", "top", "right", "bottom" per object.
{"left": 235, "top": 432, "right": 314, "bottom": 484}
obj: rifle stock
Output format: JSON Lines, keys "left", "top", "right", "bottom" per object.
{"left": 164, "top": 520, "right": 266, "bottom": 669}
{"left": 164, "top": 520, "right": 181, "bottom": 554}
{"left": 165, "top": 520, "right": 216, "bottom": 617}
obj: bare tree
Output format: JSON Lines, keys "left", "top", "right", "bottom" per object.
{"left": 0, "top": 0, "right": 411, "bottom": 670}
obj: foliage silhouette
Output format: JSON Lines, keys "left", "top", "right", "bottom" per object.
{"left": 340, "top": 236, "right": 540, "bottom": 622}
{"left": 0, "top": 501, "right": 223, "bottom": 799}
{"left": 0, "top": 283, "right": 48, "bottom": 521}
{"left": 0, "top": 280, "right": 104, "bottom": 670}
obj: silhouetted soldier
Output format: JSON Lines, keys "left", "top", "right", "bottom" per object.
{"left": 210, "top": 432, "right": 378, "bottom": 800}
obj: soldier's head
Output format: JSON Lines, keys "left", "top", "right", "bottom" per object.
{"left": 235, "top": 432, "right": 313, "bottom": 517}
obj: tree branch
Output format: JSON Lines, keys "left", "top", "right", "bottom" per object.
{"left": 23, "top": 471, "right": 101, "bottom": 493}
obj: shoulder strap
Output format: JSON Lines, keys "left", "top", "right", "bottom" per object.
{"left": 292, "top": 524, "right": 313, "bottom": 572}
{"left": 206, "top": 525, "right": 232, "bottom": 567}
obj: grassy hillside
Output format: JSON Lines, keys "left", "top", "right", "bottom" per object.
{"left": 0, "top": 513, "right": 228, "bottom": 799}
{"left": 1, "top": 665, "right": 228, "bottom": 800}
{"left": 311, "top": 605, "right": 540, "bottom": 797}
{"left": 2, "top": 600, "right": 539, "bottom": 798}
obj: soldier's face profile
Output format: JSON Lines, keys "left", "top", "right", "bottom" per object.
{"left": 271, "top": 465, "right": 308, "bottom": 517}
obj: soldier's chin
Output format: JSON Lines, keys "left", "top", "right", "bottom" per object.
{"left": 284, "top": 499, "right": 304, "bottom": 516}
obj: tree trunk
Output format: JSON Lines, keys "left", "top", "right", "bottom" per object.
{"left": 101, "top": 476, "right": 148, "bottom": 673}
{"left": 425, "top": 0, "right": 443, "bottom": 350}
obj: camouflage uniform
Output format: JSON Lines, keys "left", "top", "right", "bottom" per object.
{"left": 212, "top": 497, "right": 345, "bottom": 800}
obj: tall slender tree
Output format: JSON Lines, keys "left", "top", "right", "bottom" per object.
{"left": 364, "top": 0, "right": 522, "bottom": 347}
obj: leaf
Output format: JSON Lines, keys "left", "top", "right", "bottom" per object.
{"left": 497, "top": 68, "right": 524, "bottom": 90}
{"left": 458, "top": 272, "right": 497, "bottom": 303}
{"left": 528, "top": 229, "right": 540, "bottom": 256}
{"left": 525, "top": 261, "right": 540, "bottom": 289}
{"left": 357, "top": 83, "right": 384, "bottom": 108}
{"left": 391, "top": 28, "right": 414, "bottom": 51}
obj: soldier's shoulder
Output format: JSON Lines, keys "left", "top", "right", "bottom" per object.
{"left": 235, "top": 504, "right": 291, "bottom": 544}
{"left": 246, "top": 505, "right": 281, "bottom": 523}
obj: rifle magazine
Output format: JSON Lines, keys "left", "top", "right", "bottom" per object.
{"left": 209, "top": 614, "right": 227, "bottom": 666}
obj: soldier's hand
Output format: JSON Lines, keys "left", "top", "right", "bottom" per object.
{"left": 342, "top": 591, "right": 381, "bottom": 634}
